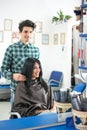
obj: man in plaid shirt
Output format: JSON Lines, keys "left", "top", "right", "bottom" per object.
{"left": 1, "top": 20, "right": 40, "bottom": 104}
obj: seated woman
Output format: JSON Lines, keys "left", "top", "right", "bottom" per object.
{"left": 10, "top": 58, "right": 56, "bottom": 118}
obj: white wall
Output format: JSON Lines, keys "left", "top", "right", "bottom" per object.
{"left": 0, "top": 0, "right": 81, "bottom": 88}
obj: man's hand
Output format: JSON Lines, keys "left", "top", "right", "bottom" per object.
{"left": 13, "top": 73, "right": 26, "bottom": 81}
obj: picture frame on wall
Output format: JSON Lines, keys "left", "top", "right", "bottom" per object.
{"left": 60, "top": 33, "right": 65, "bottom": 45}
{"left": 42, "top": 34, "right": 49, "bottom": 45}
{"left": 35, "top": 21, "right": 42, "bottom": 33}
{"left": 11, "top": 32, "right": 20, "bottom": 43}
{"left": 0, "top": 31, "right": 3, "bottom": 42}
{"left": 54, "top": 34, "right": 58, "bottom": 45}
{"left": 4, "top": 19, "right": 12, "bottom": 31}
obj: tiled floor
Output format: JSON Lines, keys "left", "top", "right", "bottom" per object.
{"left": 0, "top": 101, "right": 11, "bottom": 120}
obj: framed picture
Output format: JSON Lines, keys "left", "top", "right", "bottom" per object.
{"left": 54, "top": 34, "right": 58, "bottom": 45}
{"left": 4, "top": 19, "right": 12, "bottom": 31}
{"left": 42, "top": 34, "right": 49, "bottom": 45}
{"left": 60, "top": 33, "right": 65, "bottom": 45}
{"left": 35, "top": 22, "right": 42, "bottom": 33}
{"left": 0, "top": 31, "right": 4, "bottom": 42}
{"left": 11, "top": 32, "right": 20, "bottom": 43}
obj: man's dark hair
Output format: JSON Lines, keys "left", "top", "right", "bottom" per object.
{"left": 19, "top": 20, "right": 36, "bottom": 32}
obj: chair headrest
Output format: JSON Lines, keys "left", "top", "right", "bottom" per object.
{"left": 73, "top": 83, "right": 86, "bottom": 93}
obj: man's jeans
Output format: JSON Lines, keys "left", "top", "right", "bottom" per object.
{"left": 10, "top": 91, "right": 14, "bottom": 110}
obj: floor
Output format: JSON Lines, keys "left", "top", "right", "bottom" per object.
{"left": 0, "top": 101, "right": 11, "bottom": 121}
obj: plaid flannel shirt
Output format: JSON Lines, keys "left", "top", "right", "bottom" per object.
{"left": 1, "top": 41, "right": 40, "bottom": 91}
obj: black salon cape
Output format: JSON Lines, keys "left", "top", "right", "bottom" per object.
{"left": 11, "top": 79, "right": 54, "bottom": 117}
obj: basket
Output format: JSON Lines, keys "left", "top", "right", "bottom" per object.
{"left": 56, "top": 102, "right": 72, "bottom": 113}
{"left": 72, "top": 109, "right": 87, "bottom": 130}
{"left": 56, "top": 102, "right": 72, "bottom": 123}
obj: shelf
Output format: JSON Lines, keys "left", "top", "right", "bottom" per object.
{"left": 79, "top": 33, "right": 87, "bottom": 37}
{"left": 81, "top": 4, "right": 87, "bottom": 9}
{"left": 78, "top": 66, "right": 87, "bottom": 70}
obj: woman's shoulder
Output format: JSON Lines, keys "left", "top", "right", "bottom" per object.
{"left": 15, "top": 81, "right": 27, "bottom": 94}
{"left": 18, "top": 81, "right": 25, "bottom": 85}
{"left": 41, "top": 78, "right": 49, "bottom": 91}
{"left": 41, "top": 78, "right": 46, "bottom": 84}
{"left": 16, "top": 81, "right": 25, "bottom": 89}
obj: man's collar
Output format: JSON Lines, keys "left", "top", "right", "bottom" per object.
{"left": 19, "top": 41, "right": 30, "bottom": 47}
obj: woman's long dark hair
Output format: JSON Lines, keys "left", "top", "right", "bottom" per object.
{"left": 21, "top": 58, "right": 42, "bottom": 85}
{"left": 21, "top": 58, "right": 48, "bottom": 92}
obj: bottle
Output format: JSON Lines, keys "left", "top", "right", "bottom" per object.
{"left": 71, "top": 96, "right": 81, "bottom": 110}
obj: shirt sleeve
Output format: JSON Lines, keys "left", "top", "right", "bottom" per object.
{"left": 1, "top": 46, "right": 13, "bottom": 80}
